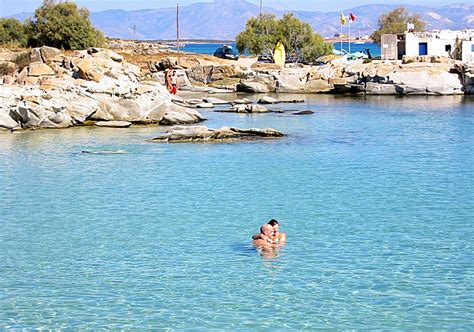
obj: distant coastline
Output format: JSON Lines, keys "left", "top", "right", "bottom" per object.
{"left": 108, "top": 38, "right": 236, "bottom": 45}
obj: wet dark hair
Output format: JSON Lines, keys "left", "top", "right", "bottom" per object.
{"left": 267, "top": 219, "right": 279, "bottom": 226}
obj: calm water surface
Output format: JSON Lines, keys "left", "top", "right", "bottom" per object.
{"left": 0, "top": 95, "right": 473, "bottom": 329}
{"left": 178, "top": 42, "right": 381, "bottom": 56}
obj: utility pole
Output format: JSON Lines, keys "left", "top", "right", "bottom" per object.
{"left": 176, "top": 3, "right": 180, "bottom": 59}
{"left": 259, "top": 0, "right": 262, "bottom": 16}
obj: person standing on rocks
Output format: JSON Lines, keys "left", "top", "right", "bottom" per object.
{"left": 170, "top": 71, "right": 178, "bottom": 95}
{"left": 165, "top": 69, "right": 172, "bottom": 93}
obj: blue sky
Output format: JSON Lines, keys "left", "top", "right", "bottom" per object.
{"left": 0, "top": 0, "right": 467, "bottom": 16}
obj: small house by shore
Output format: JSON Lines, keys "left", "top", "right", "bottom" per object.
{"left": 382, "top": 29, "right": 474, "bottom": 62}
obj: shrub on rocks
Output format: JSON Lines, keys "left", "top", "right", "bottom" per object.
{"left": 0, "top": 62, "right": 16, "bottom": 76}
{"left": 13, "top": 52, "right": 31, "bottom": 72}
{"left": 0, "top": 18, "right": 27, "bottom": 47}
{"left": 25, "top": 1, "right": 105, "bottom": 50}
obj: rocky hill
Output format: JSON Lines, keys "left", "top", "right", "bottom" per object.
{"left": 9, "top": 0, "right": 474, "bottom": 40}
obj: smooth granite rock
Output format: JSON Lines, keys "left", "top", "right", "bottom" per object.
{"left": 0, "top": 52, "right": 203, "bottom": 130}
{"left": 258, "top": 96, "right": 279, "bottom": 104}
{"left": 0, "top": 109, "right": 20, "bottom": 130}
{"left": 28, "top": 62, "right": 55, "bottom": 77}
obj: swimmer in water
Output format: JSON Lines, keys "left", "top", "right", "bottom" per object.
{"left": 252, "top": 224, "right": 276, "bottom": 248}
{"left": 252, "top": 219, "right": 286, "bottom": 245}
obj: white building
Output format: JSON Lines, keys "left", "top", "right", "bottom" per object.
{"left": 382, "top": 29, "right": 474, "bottom": 63}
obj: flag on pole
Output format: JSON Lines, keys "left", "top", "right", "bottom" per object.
{"left": 349, "top": 12, "right": 356, "bottom": 22}
{"left": 340, "top": 12, "right": 346, "bottom": 25}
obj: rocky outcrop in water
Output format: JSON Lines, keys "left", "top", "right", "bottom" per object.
{"left": 0, "top": 46, "right": 203, "bottom": 131}
{"left": 151, "top": 125, "right": 284, "bottom": 143}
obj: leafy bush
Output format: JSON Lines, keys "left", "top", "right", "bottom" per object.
{"left": 13, "top": 52, "right": 31, "bottom": 71}
{"left": 236, "top": 13, "right": 332, "bottom": 62}
{"left": 0, "top": 1, "right": 105, "bottom": 50}
{"left": 0, "top": 62, "right": 16, "bottom": 76}
{"left": 26, "top": 0, "right": 105, "bottom": 50}
{"left": 0, "top": 18, "right": 27, "bottom": 46}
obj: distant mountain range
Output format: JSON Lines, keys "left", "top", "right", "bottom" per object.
{"left": 9, "top": 0, "right": 474, "bottom": 40}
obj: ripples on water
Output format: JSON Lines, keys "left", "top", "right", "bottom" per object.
{"left": 0, "top": 95, "right": 473, "bottom": 329}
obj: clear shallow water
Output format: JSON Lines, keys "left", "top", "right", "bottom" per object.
{"left": 0, "top": 95, "right": 473, "bottom": 329}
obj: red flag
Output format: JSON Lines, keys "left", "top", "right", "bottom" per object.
{"left": 349, "top": 12, "right": 356, "bottom": 22}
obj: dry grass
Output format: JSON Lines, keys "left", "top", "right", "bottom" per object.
{"left": 118, "top": 49, "right": 246, "bottom": 67}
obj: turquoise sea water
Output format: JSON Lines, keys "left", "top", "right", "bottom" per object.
{"left": 178, "top": 42, "right": 381, "bottom": 57}
{"left": 1, "top": 94, "right": 473, "bottom": 329}
{"left": 333, "top": 42, "right": 381, "bottom": 56}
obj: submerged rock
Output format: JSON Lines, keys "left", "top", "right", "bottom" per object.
{"left": 203, "top": 97, "right": 230, "bottom": 105}
{"left": 280, "top": 99, "right": 305, "bottom": 103}
{"left": 232, "top": 98, "right": 252, "bottom": 104}
{"left": 293, "top": 110, "right": 314, "bottom": 115}
{"left": 95, "top": 120, "right": 132, "bottom": 128}
{"left": 195, "top": 102, "right": 214, "bottom": 108}
{"left": 151, "top": 125, "right": 284, "bottom": 143}
{"left": 81, "top": 149, "right": 128, "bottom": 154}
{"left": 219, "top": 104, "right": 270, "bottom": 113}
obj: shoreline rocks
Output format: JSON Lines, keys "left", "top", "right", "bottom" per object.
{"left": 232, "top": 61, "right": 468, "bottom": 95}
{"left": 147, "top": 50, "right": 471, "bottom": 96}
{"left": 0, "top": 46, "right": 204, "bottom": 131}
{"left": 2, "top": 43, "right": 473, "bottom": 132}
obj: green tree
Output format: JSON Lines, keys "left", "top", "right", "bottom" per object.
{"left": 236, "top": 13, "right": 332, "bottom": 62}
{"left": 0, "top": 18, "right": 27, "bottom": 46}
{"left": 236, "top": 14, "right": 281, "bottom": 55}
{"left": 26, "top": 0, "right": 105, "bottom": 50}
{"left": 302, "top": 33, "right": 332, "bottom": 62}
{"left": 371, "top": 7, "right": 426, "bottom": 44}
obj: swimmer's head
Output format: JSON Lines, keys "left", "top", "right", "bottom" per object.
{"left": 260, "top": 224, "right": 274, "bottom": 237}
{"left": 268, "top": 219, "right": 279, "bottom": 226}
{"left": 268, "top": 219, "right": 280, "bottom": 234}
